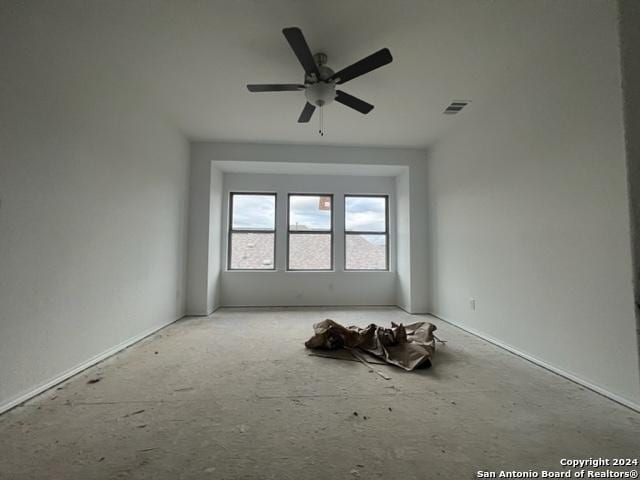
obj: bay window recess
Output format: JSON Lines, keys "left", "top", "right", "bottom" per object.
{"left": 344, "top": 195, "right": 389, "bottom": 271}
{"left": 228, "top": 193, "right": 276, "bottom": 270}
{"left": 287, "top": 194, "right": 333, "bottom": 270}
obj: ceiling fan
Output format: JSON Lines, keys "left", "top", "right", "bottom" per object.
{"left": 247, "top": 27, "right": 393, "bottom": 126}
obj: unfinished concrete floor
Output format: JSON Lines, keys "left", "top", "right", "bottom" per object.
{"left": 0, "top": 307, "right": 638, "bottom": 479}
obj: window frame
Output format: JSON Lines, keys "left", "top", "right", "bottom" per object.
{"left": 227, "top": 192, "right": 277, "bottom": 271}
{"left": 286, "top": 193, "right": 334, "bottom": 271}
{"left": 344, "top": 194, "right": 390, "bottom": 272}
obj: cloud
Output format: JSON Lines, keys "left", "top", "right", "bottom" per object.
{"left": 231, "top": 194, "right": 386, "bottom": 232}
{"left": 232, "top": 194, "right": 275, "bottom": 229}
{"left": 346, "top": 197, "right": 386, "bottom": 231}
{"left": 289, "top": 196, "right": 331, "bottom": 230}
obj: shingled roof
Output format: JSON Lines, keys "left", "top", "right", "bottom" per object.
{"left": 230, "top": 233, "right": 385, "bottom": 270}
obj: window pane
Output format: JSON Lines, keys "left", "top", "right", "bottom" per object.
{"left": 345, "top": 196, "right": 386, "bottom": 232}
{"left": 345, "top": 234, "right": 387, "bottom": 270}
{"left": 289, "top": 195, "right": 332, "bottom": 231}
{"left": 232, "top": 194, "right": 275, "bottom": 230}
{"left": 230, "top": 232, "right": 274, "bottom": 269}
{"left": 288, "top": 234, "right": 332, "bottom": 270}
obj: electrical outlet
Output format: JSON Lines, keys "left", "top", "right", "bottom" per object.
{"left": 469, "top": 298, "right": 476, "bottom": 311}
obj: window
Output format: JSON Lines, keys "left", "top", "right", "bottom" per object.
{"left": 344, "top": 195, "right": 388, "bottom": 270}
{"left": 287, "top": 194, "right": 333, "bottom": 270}
{"left": 228, "top": 193, "right": 276, "bottom": 270}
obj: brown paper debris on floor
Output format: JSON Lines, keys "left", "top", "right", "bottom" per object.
{"left": 304, "top": 319, "right": 439, "bottom": 371}
{"left": 307, "top": 350, "right": 388, "bottom": 365}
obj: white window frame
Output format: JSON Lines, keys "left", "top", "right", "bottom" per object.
{"left": 227, "top": 192, "right": 277, "bottom": 271}
{"left": 344, "top": 194, "right": 389, "bottom": 271}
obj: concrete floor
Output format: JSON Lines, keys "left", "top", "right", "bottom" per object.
{"left": 0, "top": 307, "right": 638, "bottom": 479}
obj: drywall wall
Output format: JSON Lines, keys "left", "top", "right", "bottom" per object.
{"left": 618, "top": 0, "right": 640, "bottom": 376}
{"left": 186, "top": 162, "right": 223, "bottom": 316}
{"left": 186, "top": 158, "right": 213, "bottom": 315}
{"left": 192, "top": 142, "right": 425, "bottom": 169}
{"left": 190, "top": 142, "right": 429, "bottom": 312}
{"left": 0, "top": 5, "right": 190, "bottom": 411}
{"left": 208, "top": 167, "right": 224, "bottom": 312}
{"left": 395, "top": 172, "right": 411, "bottom": 311}
{"left": 426, "top": 1, "right": 640, "bottom": 406}
{"left": 408, "top": 160, "right": 429, "bottom": 313}
{"left": 220, "top": 173, "right": 396, "bottom": 307}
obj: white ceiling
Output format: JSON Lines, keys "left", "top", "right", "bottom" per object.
{"left": 18, "top": 0, "right": 592, "bottom": 148}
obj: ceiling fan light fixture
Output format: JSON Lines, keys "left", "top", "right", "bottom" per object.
{"left": 305, "top": 81, "right": 336, "bottom": 107}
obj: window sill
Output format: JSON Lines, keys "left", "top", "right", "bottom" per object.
{"left": 285, "top": 270, "right": 336, "bottom": 273}
{"left": 225, "top": 269, "right": 279, "bottom": 273}
{"left": 343, "top": 270, "right": 392, "bottom": 273}
{"left": 223, "top": 269, "right": 393, "bottom": 273}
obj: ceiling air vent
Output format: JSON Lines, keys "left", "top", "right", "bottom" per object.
{"left": 443, "top": 100, "right": 470, "bottom": 115}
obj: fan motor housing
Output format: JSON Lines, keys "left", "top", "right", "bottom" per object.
{"left": 305, "top": 53, "right": 336, "bottom": 107}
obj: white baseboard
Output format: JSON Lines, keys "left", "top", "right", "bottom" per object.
{"left": 0, "top": 317, "right": 181, "bottom": 415}
{"left": 185, "top": 305, "right": 219, "bottom": 317}
{"left": 218, "top": 304, "right": 398, "bottom": 309}
{"left": 430, "top": 313, "right": 640, "bottom": 413}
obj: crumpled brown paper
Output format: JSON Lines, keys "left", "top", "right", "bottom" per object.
{"left": 305, "top": 319, "right": 438, "bottom": 371}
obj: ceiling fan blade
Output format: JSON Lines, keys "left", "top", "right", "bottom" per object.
{"left": 298, "top": 102, "right": 316, "bottom": 123}
{"left": 335, "top": 90, "right": 374, "bottom": 114}
{"left": 282, "top": 27, "right": 320, "bottom": 78}
{"left": 330, "top": 48, "right": 393, "bottom": 84}
{"left": 247, "top": 84, "right": 305, "bottom": 92}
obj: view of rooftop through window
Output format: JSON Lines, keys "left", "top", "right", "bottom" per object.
{"left": 345, "top": 196, "right": 388, "bottom": 270}
{"left": 228, "top": 193, "right": 276, "bottom": 270}
{"left": 228, "top": 193, "right": 388, "bottom": 271}
{"left": 288, "top": 195, "right": 333, "bottom": 270}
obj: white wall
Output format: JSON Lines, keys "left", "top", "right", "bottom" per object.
{"left": 408, "top": 160, "right": 430, "bottom": 313}
{"left": 395, "top": 172, "right": 411, "bottom": 311}
{"left": 0, "top": 5, "right": 190, "bottom": 411}
{"left": 426, "top": 1, "right": 640, "bottom": 407}
{"left": 619, "top": 0, "right": 640, "bottom": 372}
{"left": 192, "top": 142, "right": 425, "bottom": 169}
{"left": 208, "top": 167, "right": 224, "bottom": 312}
{"left": 220, "top": 173, "right": 396, "bottom": 307}
{"left": 186, "top": 162, "right": 224, "bottom": 316}
{"left": 190, "top": 142, "right": 429, "bottom": 313}
{"left": 186, "top": 158, "right": 213, "bottom": 315}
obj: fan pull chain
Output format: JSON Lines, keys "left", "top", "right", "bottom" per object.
{"left": 318, "top": 106, "right": 324, "bottom": 137}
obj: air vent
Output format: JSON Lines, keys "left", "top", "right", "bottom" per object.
{"left": 443, "top": 100, "right": 470, "bottom": 114}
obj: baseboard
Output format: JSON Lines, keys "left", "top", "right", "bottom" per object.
{"left": 396, "top": 304, "right": 431, "bottom": 315}
{"left": 430, "top": 313, "right": 640, "bottom": 413}
{"left": 0, "top": 316, "right": 182, "bottom": 415}
{"left": 218, "top": 304, "right": 399, "bottom": 309}
{"left": 185, "top": 305, "right": 219, "bottom": 317}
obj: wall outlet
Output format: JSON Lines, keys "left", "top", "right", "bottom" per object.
{"left": 469, "top": 298, "right": 476, "bottom": 311}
